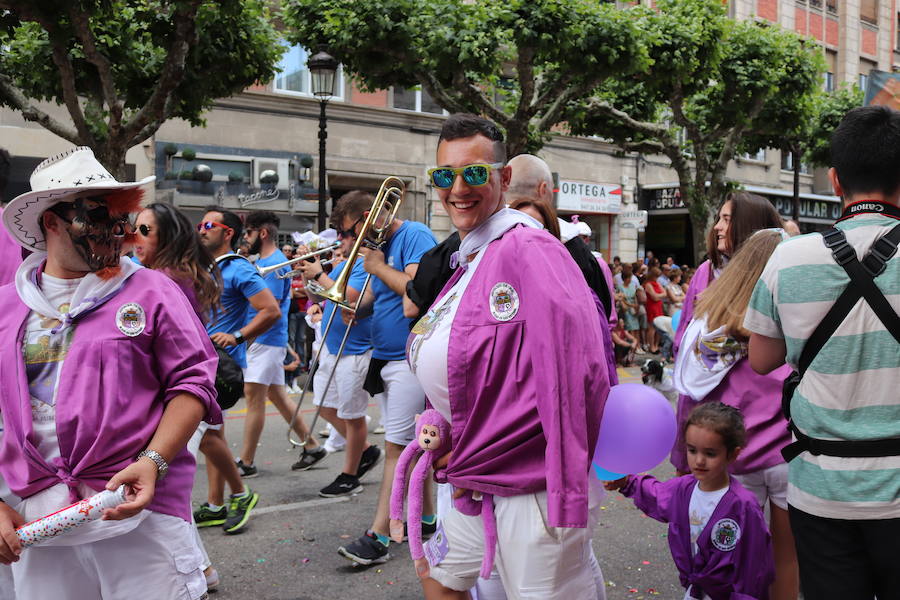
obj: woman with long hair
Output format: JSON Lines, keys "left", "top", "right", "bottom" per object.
{"left": 642, "top": 266, "right": 666, "bottom": 353}
{"left": 671, "top": 193, "right": 798, "bottom": 600}
{"left": 134, "top": 202, "right": 254, "bottom": 594}
{"left": 134, "top": 202, "right": 220, "bottom": 317}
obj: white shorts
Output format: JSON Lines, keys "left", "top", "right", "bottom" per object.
{"left": 734, "top": 463, "right": 789, "bottom": 511}
{"left": 380, "top": 360, "right": 426, "bottom": 446}
{"left": 11, "top": 511, "right": 205, "bottom": 600}
{"left": 428, "top": 490, "right": 597, "bottom": 599}
{"left": 313, "top": 346, "right": 372, "bottom": 420}
{"left": 244, "top": 343, "right": 287, "bottom": 386}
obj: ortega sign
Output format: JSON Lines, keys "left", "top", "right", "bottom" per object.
{"left": 557, "top": 180, "right": 622, "bottom": 213}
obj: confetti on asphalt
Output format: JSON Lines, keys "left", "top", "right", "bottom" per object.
{"left": 376, "top": 569, "right": 382, "bottom": 573}
{"left": 340, "top": 534, "right": 350, "bottom": 539}
{"left": 647, "top": 589, "right": 659, "bottom": 595}
{"left": 302, "top": 558, "right": 310, "bottom": 563}
{"left": 257, "top": 559, "right": 266, "bottom": 563}
{"left": 629, "top": 588, "right": 638, "bottom": 593}
{"left": 605, "top": 580, "right": 616, "bottom": 587}
{"left": 642, "top": 560, "right": 651, "bottom": 565}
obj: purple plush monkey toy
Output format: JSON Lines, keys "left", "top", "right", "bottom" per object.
{"left": 389, "top": 409, "right": 497, "bottom": 579}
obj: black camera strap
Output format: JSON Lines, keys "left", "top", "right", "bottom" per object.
{"left": 781, "top": 222, "right": 900, "bottom": 462}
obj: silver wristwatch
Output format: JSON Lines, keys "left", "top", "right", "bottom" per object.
{"left": 137, "top": 449, "right": 169, "bottom": 480}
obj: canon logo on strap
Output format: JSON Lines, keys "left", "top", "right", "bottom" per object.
{"left": 849, "top": 203, "right": 885, "bottom": 213}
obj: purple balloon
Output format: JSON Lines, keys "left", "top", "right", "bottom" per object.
{"left": 593, "top": 383, "right": 676, "bottom": 475}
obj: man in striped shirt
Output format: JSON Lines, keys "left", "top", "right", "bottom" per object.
{"left": 744, "top": 106, "right": 900, "bottom": 600}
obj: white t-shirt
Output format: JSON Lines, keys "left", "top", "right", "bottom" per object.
{"left": 24, "top": 273, "right": 82, "bottom": 464}
{"left": 17, "top": 273, "right": 145, "bottom": 544}
{"left": 683, "top": 480, "right": 729, "bottom": 600}
{"left": 408, "top": 250, "right": 484, "bottom": 422}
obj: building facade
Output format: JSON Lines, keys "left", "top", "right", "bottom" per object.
{"left": 2, "top": 0, "right": 898, "bottom": 264}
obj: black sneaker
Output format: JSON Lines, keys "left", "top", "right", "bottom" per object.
{"left": 223, "top": 488, "right": 260, "bottom": 534}
{"left": 355, "top": 445, "right": 382, "bottom": 480}
{"left": 291, "top": 446, "right": 328, "bottom": 471}
{"left": 193, "top": 503, "right": 227, "bottom": 528}
{"left": 235, "top": 459, "right": 258, "bottom": 479}
{"left": 402, "top": 518, "right": 438, "bottom": 541}
{"left": 318, "top": 473, "right": 363, "bottom": 498}
{"left": 338, "top": 530, "right": 390, "bottom": 565}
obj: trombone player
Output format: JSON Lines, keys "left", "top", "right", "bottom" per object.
{"left": 294, "top": 192, "right": 382, "bottom": 496}
{"left": 329, "top": 188, "right": 438, "bottom": 565}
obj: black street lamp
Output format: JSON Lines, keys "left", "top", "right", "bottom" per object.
{"left": 308, "top": 46, "right": 339, "bottom": 232}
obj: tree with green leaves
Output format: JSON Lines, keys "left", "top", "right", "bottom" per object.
{"left": 568, "top": 0, "right": 824, "bottom": 261}
{"left": 741, "top": 85, "right": 863, "bottom": 220}
{"left": 281, "top": 0, "right": 650, "bottom": 157}
{"left": 0, "top": 1, "right": 283, "bottom": 178}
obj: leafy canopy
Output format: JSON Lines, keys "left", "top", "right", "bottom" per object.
{"left": 0, "top": 0, "right": 283, "bottom": 172}
{"left": 282, "top": 0, "right": 650, "bottom": 155}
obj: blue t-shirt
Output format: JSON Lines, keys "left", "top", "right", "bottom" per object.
{"left": 207, "top": 255, "right": 268, "bottom": 368}
{"left": 247, "top": 249, "right": 292, "bottom": 347}
{"left": 322, "top": 258, "right": 373, "bottom": 355}
{"left": 371, "top": 221, "right": 437, "bottom": 360}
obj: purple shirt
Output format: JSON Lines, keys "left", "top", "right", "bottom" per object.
{"left": 427, "top": 226, "right": 610, "bottom": 528}
{"left": 0, "top": 268, "right": 219, "bottom": 521}
{"left": 671, "top": 261, "right": 791, "bottom": 474}
{"left": 622, "top": 474, "right": 774, "bottom": 600}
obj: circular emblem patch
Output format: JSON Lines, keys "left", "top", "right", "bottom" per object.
{"left": 710, "top": 518, "right": 741, "bottom": 552}
{"left": 489, "top": 282, "right": 519, "bottom": 322}
{"left": 116, "top": 302, "right": 146, "bottom": 337}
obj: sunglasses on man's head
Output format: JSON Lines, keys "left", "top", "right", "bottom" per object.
{"left": 196, "top": 221, "right": 232, "bottom": 233}
{"left": 427, "top": 162, "right": 504, "bottom": 189}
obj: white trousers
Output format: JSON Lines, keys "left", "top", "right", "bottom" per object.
{"left": 11, "top": 511, "right": 206, "bottom": 600}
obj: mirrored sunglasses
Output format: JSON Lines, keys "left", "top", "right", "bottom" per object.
{"left": 427, "top": 162, "right": 504, "bottom": 189}
{"left": 196, "top": 221, "right": 232, "bottom": 233}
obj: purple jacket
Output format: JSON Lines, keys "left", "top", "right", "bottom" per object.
{"left": 436, "top": 226, "right": 609, "bottom": 528}
{"left": 671, "top": 261, "right": 791, "bottom": 474}
{"left": 622, "top": 474, "right": 774, "bottom": 600}
{"left": 0, "top": 268, "right": 219, "bottom": 521}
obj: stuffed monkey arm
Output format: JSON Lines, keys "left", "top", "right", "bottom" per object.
{"left": 407, "top": 450, "right": 438, "bottom": 561}
{"left": 390, "top": 441, "right": 422, "bottom": 542}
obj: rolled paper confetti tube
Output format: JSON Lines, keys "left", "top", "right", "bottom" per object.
{"left": 15, "top": 485, "right": 128, "bottom": 548}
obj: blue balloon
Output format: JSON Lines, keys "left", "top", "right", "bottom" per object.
{"left": 671, "top": 309, "right": 682, "bottom": 332}
{"left": 592, "top": 463, "right": 626, "bottom": 481}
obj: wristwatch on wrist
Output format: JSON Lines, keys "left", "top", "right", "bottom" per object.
{"left": 137, "top": 449, "right": 169, "bottom": 480}
{"left": 232, "top": 330, "right": 245, "bottom": 344}
{"left": 313, "top": 270, "right": 326, "bottom": 281}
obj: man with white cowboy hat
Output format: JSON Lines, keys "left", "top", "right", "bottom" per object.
{"left": 0, "top": 147, "right": 219, "bottom": 599}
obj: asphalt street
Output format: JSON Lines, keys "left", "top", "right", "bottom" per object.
{"left": 193, "top": 364, "right": 683, "bottom": 600}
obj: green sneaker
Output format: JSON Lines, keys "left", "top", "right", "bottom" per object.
{"left": 193, "top": 502, "right": 227, "bottom": 528}
{"left": 223, "top": 489, "right": 260, "bottom": 535}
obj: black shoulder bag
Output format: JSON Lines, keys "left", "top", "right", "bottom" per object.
{"left": 210, "top": 253, "right": 250, "bottom": 410}
{"left": 781, "top": 223, "right": 900, "bottom": 462}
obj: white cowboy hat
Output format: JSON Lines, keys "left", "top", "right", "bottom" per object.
{"left": 2, "top": 146, "right": 155, "bottom": 252}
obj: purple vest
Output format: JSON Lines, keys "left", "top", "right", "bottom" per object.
{"left": 0, "top": 268, "right": 219, "bottom": 521}
{"left": 434, "top": 226, "right": 610, "bottom": 528}
{"left": 622, "top": 474, "right": 774, "bottom": 600}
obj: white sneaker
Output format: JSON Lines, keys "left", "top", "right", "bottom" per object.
{"left": 323, "top": 440, "right": 346, "bottom": 453}
{"left": 205, "top": 567, "right": 219, "bottom": 592}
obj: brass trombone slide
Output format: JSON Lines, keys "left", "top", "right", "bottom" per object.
{"left": 286, "top": 176, "right": 405, "bottom": 448}
{"left": 257, "top": 242, "right": 340, "bottom": 278}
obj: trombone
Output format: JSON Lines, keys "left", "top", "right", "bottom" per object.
{"left": 287, "top": 176, "right": 405, "bottom": 448}
{"left": 257, "top": 242, "right": 340, "bottom": 278}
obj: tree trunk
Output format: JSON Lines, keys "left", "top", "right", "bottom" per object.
{"left": 94, "top": 141, "right": 130, "bottom": 181}
{"left": 791, "top": 147, "right": 801, "bottom": 222}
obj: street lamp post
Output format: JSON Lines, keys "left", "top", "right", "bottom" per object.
{"left": 308, "top": 46, "right": 339, "bottom": 232}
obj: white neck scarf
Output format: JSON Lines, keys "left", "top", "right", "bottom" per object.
{"left": 672, "top": 315, "right": 747, "bottom": 402}
{"left": 450, "top": 208, "right": 542, "bottom": 270}
{"left": 15, "top": 252, "right": 142, "bottom": 334}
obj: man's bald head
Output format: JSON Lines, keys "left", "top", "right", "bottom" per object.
{"left": 507, "top": 154, "right": 553, "bottom": 204}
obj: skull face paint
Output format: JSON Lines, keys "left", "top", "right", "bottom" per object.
{"left": 56, "top": 196, "right": 133, "bottom": 271}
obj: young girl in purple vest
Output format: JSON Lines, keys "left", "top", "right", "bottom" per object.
{"left": 607, "top": 402, "right": 774, "bottom": 600}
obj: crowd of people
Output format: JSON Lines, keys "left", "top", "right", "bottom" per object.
{"left": 0, "top": 105, "right": 897, "bottom": 600}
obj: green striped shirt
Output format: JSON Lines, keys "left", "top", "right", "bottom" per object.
{"left": 744, "top": 214, "right": 900, "bottom": 520}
